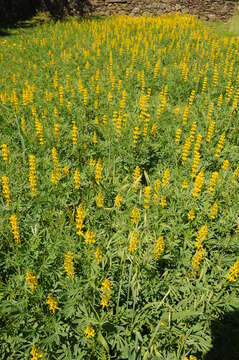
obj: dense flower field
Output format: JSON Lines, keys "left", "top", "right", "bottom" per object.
{"left": 1, "top": 14, "right": 239, "bottom": 360}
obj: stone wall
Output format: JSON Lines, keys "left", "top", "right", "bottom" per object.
{"left": 83, "top": 0, "right": 238, "bottom": 20}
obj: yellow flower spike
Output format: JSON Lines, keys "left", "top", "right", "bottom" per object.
{"left": 217, "top": 94, "right": 223, "bottom": 108}
{"left": 29, "top": 155, "right": 37, "bottom": 197}
{"left": 1, "top": 144, "right": 9, "bottom": 162}
{"left": 89, "top": 158, "right": 95, "bottom": 167}
{"left": 175, "top": 128, "right": 182, "bottom": 144}
{"left": 206, "top": 121, "right": 216, "bottom": 143}
{"left": 85, "top": 229, "right": 95, "bottom": 245}
{"left": 21, "top": 117, "right": 25, "bottom": 133}
{"left": 192, "top": 170, "right": 204, "bottom": 198}
{"left": 209, "top": 202, "right": 218, "bottom": 220}
{"left": 191, "top": 151, "right": 200, "bottom": 178}
{"left": 153, "top": 178, "right": 161, "bottom": 204}
{"left": 93, "top": 131, "right": 98, "bottom": 145}
{"left": 201, "top": 76, "right": 207, "bottom": 94}
{"left": 115, "top": 193, "right": 122, "bottom": 209}
{"left": 31, "top": 345, "right": 42, "bottom": 360}
{"left": 133, "top": 126, "right": 139, "bottom": 149}
{"left": 128, "top": 229, "right": 139, "bottom": 254}
{"left": 144, "top": 186, "right": 151, "bottom": 209}
{"left": 10, "top": 214, "right": 20, "bottom": 244}
{"left": 195, "top": 224, "right": 208, "bottom": 248}
{"left": 188, "top": 89, "right": 195, "bottom": 107}
{"left": 63, "top": 166, "right": 70, "bottom": 176}
{"left": 192, "top": 243, "right": 204, "bottom": 272}
{"left": 72, "top": 121, "right": 78, "bottom": 146}
{"left": 2, "top": 175, "right": 11, "bottom": 205}
{"left": 182, "top": 138, "right": 191, "bottom": 164}
{"left": 52, "top": 147, "right": 58, "bottom": 166}
{"left": 64, "top": 251, "right": 74, "bottom": 279}
{"left": 34, "top": 118, "right": 44, "bottom": 145}
{"left": 194, "top": 133, "right": 203, "bottom": 153}
{"left": 131, "top": 207, "right": 140, "bottom": 225}
{"left": 74, "top": 169, "right": 80, "bottom": 190}
{"left": 209, "top": 171, "right": 219, "bottom": 193}
{"left": 95, "top": 159, "right": 103, "bottom": 183}
{"left": 102, "top": 279, "right": 111, "bottom": 291}
{"left": 162, "top": 168, "right": 170, "bottom": 187}
{"left": 95, "top": 247, "right": 102, "bottom": 264}
{"left": 215, "top": 132, "right": 226, "bottom": 158}
{"left": 96, "top": 192, "right": 104, "bottom": 208}
{"left": 85, "top": 325, "right": 95, "bottom": 338}
{"left": 133, "top": 165, "right": 141, "bottom": 191}
{"left": 47, "top": 293, "right": 59, "bottom": 313}
{"left": 54, "top": 123, "right": 59, "bottom": 141}
{"left": 154, "top": 235, "right": 165, "bottom": 260}
{"left": 188, "top": 208, "right": 195, "bottom": 221}
{"left": 26, "top": 272, "right": 38, "bottom": 293}
{"left": 226, "top": 259, "right": 239, "bottom": 282}
{"left": 59, "top": 86, "right": 64, "bottom": 106}
{"left": 182, "top": 179, "right": 188, "bottom": 190}
{"left": 222, "top": 159, "right": 229, "bottom": 172}
{"left": 160, "top": 195, "right": 167, "bottom": 208}
{"left": 76, "top": 203, "right": 85, "bottom": 236}
{"left": 207, "top": 103, "right": 213, "bottom": 121}
{"left": 100, "top": 279, "right": 112, "bottom": 309}
{"left": 182, "top": 105, "right": 189, "bottom": 125}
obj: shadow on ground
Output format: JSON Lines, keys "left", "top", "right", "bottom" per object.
{"left": 0, "top": 0, "right": 92, "bottom": 36}
{"left": 204, "top": 310, "right": 239, "bottom": 360}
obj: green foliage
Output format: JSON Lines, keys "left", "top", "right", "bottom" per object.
{"left": 0, "top": 15, "right": 239, "bottom": 360}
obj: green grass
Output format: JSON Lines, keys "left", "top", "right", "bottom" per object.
{"left": 0, "top": 14, "right": 239, "bottom": 360}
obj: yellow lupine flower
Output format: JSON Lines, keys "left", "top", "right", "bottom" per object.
{"left": 144, "top": 186, "right": 151, "bottom": 209}
{"left": 175, "top": 128, "right": 182, "bottom": 144}
{"left": 2, "top": 175, "right": 11, "bottom": 205}
{"left": 1, "top": 143, "right": 9, "bottom": 162}
{"left": 52, "top": 147, "right": 58, "bottom": 166}
{"left": 95, "top": 159, "right": 103, "bottom": 183}
{"left": 133, "top": 165, "right": 141, "bottom": 191}
{"left": 100, "top": 279, "right": 112, "bottom": 309}
{"left": 31, "top": 345, "right": 42, "bottom": 360}
{"left": 182, "top": 179, "right": 188, "bottom": 189}
{"left": 64, "top": 251, "right": 74, "bottom": 279}
{"left": 182, "top": 138, "right": 191, "bottom": 164}
{"left": 192, "top": 170, "right": 204, "bottom": 198}
{"left": 154, "top": 236, "right": 165, "bottom": 260}
{"left": 85, "top": 229, "right": 95, "bottom": 245}
{"left": 128, "top": 229, "right": 139, "bottom": 253}
{"left": 72, "top": 121, "right": 78, "bottom": 146}
{"left": 47, "top": 293, "right": 59, "bottom": 313}
{"left": 160, "top": 195, "right": 167, "bottom": 208}
{"left": 188, "top": 208, "right": 195, "bottom": 221}
{"left": 85, "top": 325, "right": 95, "bottom": 337}
{"left": 209, "top": 202, "right": 218, "bottom": 220}
{"left": 222, "top": 159, "right": 229, "bottom": 172}
{"left": 76, "top": 203, "right": 85, "bottom": 236}
{"left": 74, "top": 169, "right": 80, "bottom": 189}
{"left": 209, "top": 171, "right": 219, "bottom": 193}
{"left": 162, "top": 168, "right": 170, "bottom": 187}
{"left": 29, "top": 155, "right": 37, "bottom": 197}
{"left": 96, "top": 192, "right": 104, "bottom": 208}
{"left": 192, "top": 243, "right": 204, "bottom": 272}
{"left": 26, "top": 272, "right": 38, "bottom": 293}
{"left": 10, "top": 214, "right": 20, "bottom": 244}
{"left": 195, "top": 224, "right": 208, "bottom": 248}
{"left": 215, "top": 132, "right": 226, "bottom": 158}
{"left": 115, "top": 193, "right": 122, "bottom": 209}
{"left": 95, "top": 247, "right": 102, "bottom": 264}
{"left": 131, "top": 207, "right": 140, "bottom": 225}
{"left": 226, "top": 259, "right": 239, "bottom": 282}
